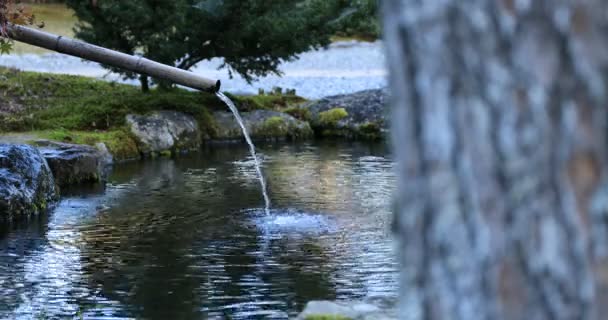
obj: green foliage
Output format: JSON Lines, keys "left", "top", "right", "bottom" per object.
{"left": 313, "top": 107, "right": 349, "bottom": 137}
{"left": 357, "top": 121, "right": 382, "bottom": 140}
{"left": 65, "top": 0, "right": 339, "bottom": 89}
{"left": 259, "top": 116, "right": 288, "bottom": 137}
{"left": 0, "top": 39, "right": 11, "bottom": 54}
{"left": 0, "top": 0, "right": 39, "bottom": 54}
{"left": 318, "top": 108, "right": 348, "bottom": 127}
{"left": 284, "top": 106, "right": 312, "bottom": 121}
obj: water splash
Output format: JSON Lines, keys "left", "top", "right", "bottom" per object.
{"left": 252, "top": 208, "right": 337, "bottom": 235}
{"left": 216, "top": 92, "right": 271, "bottom": 214}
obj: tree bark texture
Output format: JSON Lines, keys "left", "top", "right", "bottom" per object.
{"left": 382, "top": 1, "right": 608, "bottom": 319}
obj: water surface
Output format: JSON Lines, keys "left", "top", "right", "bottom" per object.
{"left": 0, "top": 142, "right": 397, "bottom": 319}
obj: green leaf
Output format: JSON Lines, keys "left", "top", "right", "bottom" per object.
{"left": 0, "top": 39, "right": 13, "bottom": 55}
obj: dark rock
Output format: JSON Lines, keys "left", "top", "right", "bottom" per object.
{"left": 0, "top": 144, "right": 57, "bottom": 220}
{"left": 304, "top": 89, "right": 389, "bottom": 139}
{"left": 212, "top": 110, "right": 312, "bottom": 141}
{"left": 126, "top": 111, "right": 201, "bottom": 156}
{"left": 94, "top": 142, "right": 114, "bottom": 166}
{"left": 34, "top": 140, "right": 109, "bottom": 187}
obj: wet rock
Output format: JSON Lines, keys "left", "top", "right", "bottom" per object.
{"left": 34, "top": 140, "right": 109, "bottom": 187}
{"left": 126, "top": 111, "right": 201, "bottom": 156}
{"left": 212, "top": 110, "right": 312, "bottom": 141}
{"left": 0, "top": 144, "right": 57, "bottom": 220}
{"left": 95, "top": 142, "right": 114, "bottom": 166}
{"left": 296, "top": 301, "right": 393, "bottom": 320}
{"left": 303, "top": 89, "right": 388, "bottom": 139}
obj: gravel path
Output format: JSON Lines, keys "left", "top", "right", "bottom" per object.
{"left": 0, "top": 41, "right": 387, "bottom": 99}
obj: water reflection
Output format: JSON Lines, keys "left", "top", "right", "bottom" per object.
{"left": 0, "top": 142, "right": 397, "bottom": 319}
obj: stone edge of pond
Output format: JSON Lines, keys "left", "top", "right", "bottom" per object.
{"left": 0, "top": 88, "right": 389, "bottom": 221}
{"left": 0, "top": 139, "right": 115, "bottom": 220}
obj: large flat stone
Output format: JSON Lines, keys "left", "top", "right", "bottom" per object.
{"left": 303, "top": 89, "right": 388, "bottom": 139}
{"left": 34, "top": 140, "right": 109, "bottom": 187}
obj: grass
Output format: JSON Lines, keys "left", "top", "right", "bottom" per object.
{"left": 0, "top": 67, "right": 307, "bottom": 158}
{"left": 0, "top": 67, "right": 304, "bottom": 133}
{"left": 330, "top": 34, "right": 378, "bottom": 43}
{"left": 33, "top": 129, "right": 140, "bottom": 161}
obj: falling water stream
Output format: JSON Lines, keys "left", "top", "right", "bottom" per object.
{"left": 216, "top": 92, "right": 271, "bottom": 214}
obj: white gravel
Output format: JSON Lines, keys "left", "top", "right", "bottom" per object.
{"left": 0, "top": 40, "right": 387, "bottom": 99}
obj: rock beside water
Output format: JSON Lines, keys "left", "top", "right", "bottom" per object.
{"left": 212, "top": 109, "right": 313, "bottom": 141}
{"left": 0, "top": 144, "right": 57, "bottom": 220}
{"left": 296, "top": 300, "right": 394, "bottom": 320}
{"left": 304, "top": 89, "right": 388, "bottom": 139}
{"left": 34, "top": 140, "right": 110, "bottom": 187}
{"left": 126, "top": 111, "right": 201, "bottom": 156}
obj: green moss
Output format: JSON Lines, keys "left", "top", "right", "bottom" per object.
{"left": 357, "top": 121, "right": 383, "bottom": 140}
{"left": 284, "top": 106, "right": 312, "bottom": 121}
{"left": 318, "top": 108, "right": 348, "bottom": 127}
{"left": 256, "top": 116, "right": 313, "bottom": 140}
{"left": 159, "top": 150, "right": 172, "bottom": 157}
{"left": 34, "top": 129, "right": 140, "bottom": 161}
{"left": 294, "top": 122, "right": 314, "bottom": 139}
{"left": 305, "top": 315, "right": 352, "bottom": 320}
{"left": 259, "top": 116, "right": 288, "bottom": 137}
{"left": 194, "top": 107, "right": 219, "bottom": 139}
{"left": 234, "top": 94, "right": 306, "bottom": 112}
{"left": 0, "top": 67, "right": 304, "bottom": 137}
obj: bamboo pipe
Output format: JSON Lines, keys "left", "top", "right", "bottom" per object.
{"left": 6, "top": 24, "right": 220, "bottom": 92}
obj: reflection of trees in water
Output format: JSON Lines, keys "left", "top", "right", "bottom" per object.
{"left": 0, "top": 142, "right": 394, "bottom": 318}
{"left": 265, "top": 142, "right": 392, "bottom": 212}
{"left": 262, "top": 142, "right": 398, "bottom": 305}
{"left": 76, "top": 150, "right": 344, "bottom": 318}
{"left": 0, "top": 214, "right": 50, "bottom": 315}
{"left": 77, "top": 159, "right": 229, "bottom": 319}
{"left": 189, "top": 234, "right": 337, "bottom": 318}
{"left": 0, "top": 195, "right": 122, "bottom": 318}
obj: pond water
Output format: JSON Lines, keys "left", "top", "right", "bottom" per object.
{"left": 0, "top": 142, "right": 398, "bottom": 319}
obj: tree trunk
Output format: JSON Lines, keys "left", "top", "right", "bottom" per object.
{"left": 139, "top": 74, "right": 149, "bottom": 93}
{"left": 382, "top": 1, "right": 608, "bottom": 319}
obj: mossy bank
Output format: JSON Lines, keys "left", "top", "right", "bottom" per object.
{"left": 0, "top": 67, "right": 308, "bottom": 160}
{"left": 0, "top": 67, "right": 387, "bottom": 161}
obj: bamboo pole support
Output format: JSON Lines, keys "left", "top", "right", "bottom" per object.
{"left": 6, "top": 24, "right": 220, "bottom": 92}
